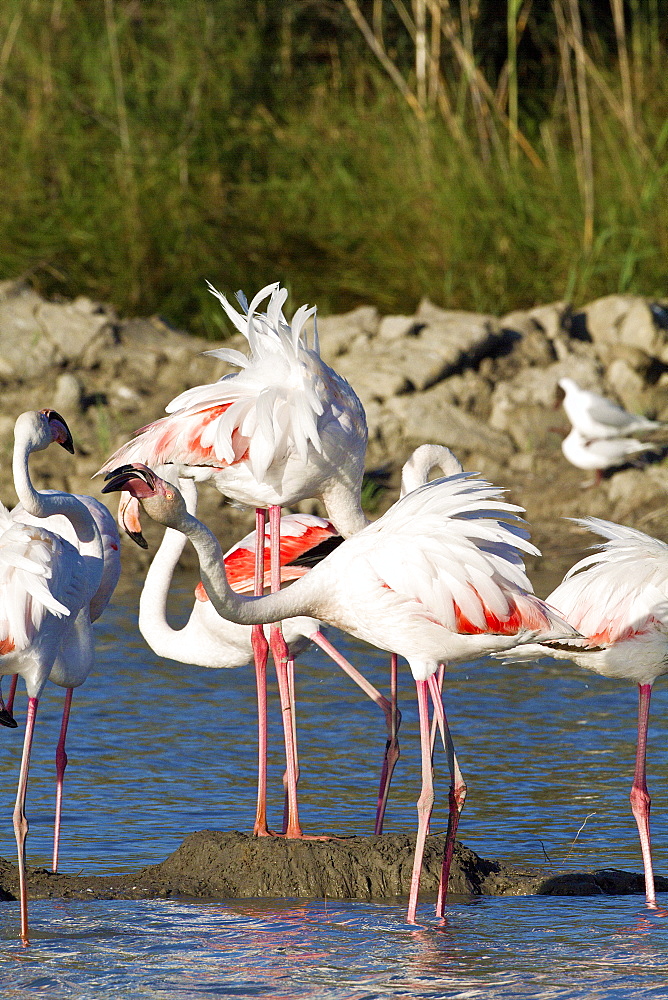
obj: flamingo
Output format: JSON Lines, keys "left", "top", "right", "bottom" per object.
{"left": 138, "top": 477, "right": 400, "bottom": 832}
{"left": 98, "top": 281, "right": 368, "bottom": 838}
{"left": 1, "top": 409, "right": 105, "bottom": 944}
{"left": 561, "top": 427, "right": 660, "bottom": 483}
{"left": 102, "top": 457, "right": 577, "bottom": 921}
{"left": 131, "top": 445, "right": 463, "bottom": 837}
{"left": 558, "top": 377, "right": 664, "bottom": 440}
{"left": 498, "top": 516, "right": 668, "bottom": 909}
{"left": 10, "top": 490, "right": 121, "bottom": 871}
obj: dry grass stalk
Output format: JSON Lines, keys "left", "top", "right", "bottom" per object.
{"left": 557, "top": 8, "right": 655, "bottom": 167}
{"left": 457, "top": 0, "right": 492, "bottom": 164}
{"left": 609, "top": 0, "right": 634, "bottom": 136}
{"left": 438, "top": 5, "right": 543, "bottom": 170}
{"left": 414, "top": 0, "right": 427, "bottom": 108}
{"left": 507, "top": 0, "right": 521, "bottom": 165}
{"left": 566, "top": 0, "right": 594, "bottom": 249}
{"left": 552, "top": 2, "right": 585, "bottom": 203}
{"left": 344, "top": 0, "right": 425, "bottom": 120}
{"left": 0, "top": 10, "right": 22, "bottom": 96}
{"left": 428, "top": 0, "right": 441, "bottom": 107}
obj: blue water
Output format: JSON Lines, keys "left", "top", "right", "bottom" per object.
{"left": 1, "top": 574, "right": 668, "bottom": 998}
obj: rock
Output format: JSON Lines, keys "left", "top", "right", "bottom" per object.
{"left": 338, "top": 308, "right": 508, "bottom": 408}
{"left": 387, "top": 382, "right": 515, "bottom": 460}
{"left": 36, "top": 297, "right": 117, "bottom": 369}
{"left": 580, "top": 295, "right": 665, "bottom": 364}
{"left": 53, "top": 373, "right": 84, "bottom": 415}
{"left": 605, "top": 465, "right": 668, "bottom": 521}
{"left": 605, "top": 359, "right": 650, "bottom": 414}
{"left": 501, "top": 301, "right": 567, "bottom": 341}
{"left": 378, "top": 314, "right": 417, "bottom": 340}
{"left": 312, "top": 306, "right": 380, "bottom": 363}
{"left": 0, "top": 284, "right": 60, "bottom": 379}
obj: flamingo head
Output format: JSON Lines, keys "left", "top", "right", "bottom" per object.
{"left": 102, "top": 463, "right": 188, "bottom": 535}
{"left": 15, "top": 409, "right": 75, "bottom": 454}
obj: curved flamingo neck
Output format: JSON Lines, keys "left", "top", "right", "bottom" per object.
{"left": 319, "top": 477, "right": 368, "bottom": 537}
{"left": 138, "top": 479, "right": 197, "bottom": 655}
{"left": 400, "top": 444, "right": 464, "bottom": 497}
{"left": 12, "top": 422, "right": 104, "bottom": 603}
{"left": 13, "top": 432, "right": 96, "bottom": 547}
{"left": 178, "top": 509, "right": 313, "bottom": 626}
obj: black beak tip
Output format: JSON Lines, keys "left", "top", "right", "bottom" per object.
{"left": 101, "top": 474, "right": 126, "bottom": 495}
{"left": 0, "top": 709, "right": 18, "bottom": 729}
{"left": 126, "top": 528, "right": 149, "bottom": 550}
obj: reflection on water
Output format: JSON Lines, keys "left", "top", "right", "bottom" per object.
{"left": 0, "top": 572, "right": 667, "bottom": 997}
{"left": 1, "top": 896, "right": 668, "bottom": 999}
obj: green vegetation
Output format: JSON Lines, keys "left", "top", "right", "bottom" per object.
{"left": 0, "top": 1, "right": 666, "bottom": 336}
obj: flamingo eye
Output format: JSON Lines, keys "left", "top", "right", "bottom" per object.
{"left": 165, "top": 491, "right": 174, "bottom": 499}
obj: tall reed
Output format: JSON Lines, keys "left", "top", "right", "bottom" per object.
{"left": 0, "top": 1, "right": 665, "bottom": 335}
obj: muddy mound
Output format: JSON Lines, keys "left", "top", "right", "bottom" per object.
{"left": 0, "top": 832, "right": 663, "bottom": 903}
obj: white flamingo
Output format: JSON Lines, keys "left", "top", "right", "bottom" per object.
{"left": 10, "top": 489, "right": 121, "bottom": 871}
{"left": 1, "top": 410, "right": 105, "bottom": 944}
{"left": 499, "top": 516, "right": 668, "bottom": 909}
{"left": 98, "top": 281, "right": 368, "bottom": 837}
{"left": 139, "top": 479, "right": 400, "bottom": 833}
{"left": 102, "top": 457, "right": 576, "bottom": 922}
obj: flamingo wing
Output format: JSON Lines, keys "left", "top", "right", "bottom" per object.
{"left": 547, "top": 518, "right": 668, "bottom": 644}
{"left": 13, "top": 493, "right": 121, "bottom": 622}
{"left": 322, "top": 473, "right": 572, "bottom": 639}
{"left": 0, "top": 508, "right": 84, "bottom": 652}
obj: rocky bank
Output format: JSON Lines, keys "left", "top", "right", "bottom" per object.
{"left": 1, "top": 278, "right": 667, "bottom": 589}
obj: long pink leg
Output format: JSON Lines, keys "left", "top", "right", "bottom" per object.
{"left": 428, "top": 674, "right": 466, "bottom": 917}
{"left": 631, "top": 683, "right": 656, "bottom": 907}
{"left": 13, "top": 695, "right": 39, "bottom": 946}
{"left": 426, "top": 665, "right": 466, "bottom": 913}
{"left": 268, "top": 504, "right": 302, "bottom": 838}
{"left": 252, "top": 508, "right": 272, "bottom": 837}
{"left": 309, "top": 632, "right": 401, "bottom": 834}
{"left": 52, "top": 687, "right": 73, "bottom": 872}
{"left": 407, "top": 679, "right": 435, "bottom": 923}
{"left": 7, "top": 674, "right": 18, "bottom": 714}
{"left": 281, "top": 656, "right": 299, "bottom": 834}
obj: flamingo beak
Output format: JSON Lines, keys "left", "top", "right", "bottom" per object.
{"left": 118, "top": 493, "right": 148, "bottom": 549}
{"left": 102, "top": 465, "right": 158, "bottom": 548}
{"left": 42, "top": 409, "right": 75, "bottom": 453}
{"left": 102, "top": 463, "right": 158, "bottom": 495}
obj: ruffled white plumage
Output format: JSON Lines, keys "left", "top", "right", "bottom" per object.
{"left": 12, "top": 492, "right": 121, "bottom": 623}
{"left": 284, "top": 472, "right": 576, "bottom": 679}
{"left": 549, "top": 518, "right": 668, "bottom": 647}
{"left": 99, "top": 283, "right": 367, "bottom": 525}
{"left": 0, "top": 505, "right": 74, "bottom": 652}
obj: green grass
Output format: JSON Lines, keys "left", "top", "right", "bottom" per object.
{"left": 0, "top": 2, "right": 666, "bottom": 338}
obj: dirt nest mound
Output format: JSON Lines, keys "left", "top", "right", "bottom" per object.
{"left": 0, "top": 832, "right": 662, "bottom": 904}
